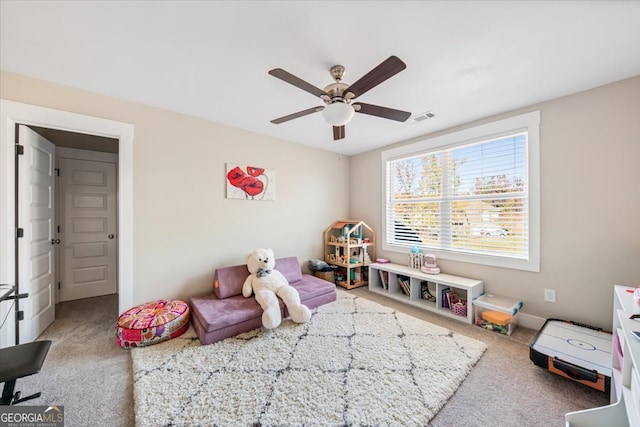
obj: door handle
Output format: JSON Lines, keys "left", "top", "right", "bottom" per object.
{"left": 108, "top": 234, "right": 115, "bottom": 239}
{"left": 50, "top": 239, "right": 60, "bottom": 245}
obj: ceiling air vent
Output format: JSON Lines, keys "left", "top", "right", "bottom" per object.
{"left": 410, "top": 111, "right": 435, "bottom": 124}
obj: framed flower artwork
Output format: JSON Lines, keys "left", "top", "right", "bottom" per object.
{"left": 226, "top": 163, "right": 276, "bottom": 200}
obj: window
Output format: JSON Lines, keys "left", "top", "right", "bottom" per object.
{"left": 382, "top": 111, "right": 540, "bottom": 271}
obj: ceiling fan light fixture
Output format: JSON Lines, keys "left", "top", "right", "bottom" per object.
{"left": 322, "top": 102, "right": 355, "bottom": 126}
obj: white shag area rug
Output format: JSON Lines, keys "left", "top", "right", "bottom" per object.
{"left": 131, "top": 291, "right": 487, "bottom": 427}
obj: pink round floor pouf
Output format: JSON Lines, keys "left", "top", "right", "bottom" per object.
{"left": 115, "top": 299, "right": 190, "bottom": 349}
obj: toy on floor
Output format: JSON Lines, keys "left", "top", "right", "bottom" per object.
{"left": 242, "top": 248, "right": 311, "bottom": 329}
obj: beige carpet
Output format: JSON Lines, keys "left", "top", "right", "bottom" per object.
{"left": 132, "top": 290, "right": 487, "bottom": 426}
{"left": 14, "top": 294, "right": 134, "bottom": 427}
{"left": 15, "top": 288, "right": 608, "bottom": 426}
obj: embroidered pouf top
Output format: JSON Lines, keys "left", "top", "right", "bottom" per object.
{"left": 115, "top": 299, "right": 190, "bottom": 349}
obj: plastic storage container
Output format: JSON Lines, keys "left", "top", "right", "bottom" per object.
{"left": 473, "top": 293, "right": 523, "bottom": 335}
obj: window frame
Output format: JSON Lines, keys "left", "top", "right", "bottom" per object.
{"left": 381, "top": 111, "right": 540, "bottom": 272}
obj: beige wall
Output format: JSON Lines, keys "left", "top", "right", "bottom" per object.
{"left": 0, "top": 71, "right": 350, "bottom": 304}
{"left": 350, "top": 76, "right": 640, "bottom": 329}
{"left": 3, "top": 70, "right": 639, "bottom": 329}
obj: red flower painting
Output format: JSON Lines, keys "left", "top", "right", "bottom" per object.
{"left": 226, "top": 164, "right": 274, "bottom": 200}
{"left": 246, "top": 166, "right": 265, "bottom": 177}
{"left": 227, "top": 167, "right": 246, "bottom": 187}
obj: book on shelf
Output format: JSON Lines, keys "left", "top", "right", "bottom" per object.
{"left": 441, "top": 287, "right": 451, "bottom": 309}
{"left": 378, "top": 270, "right": 388, "bottom": 289}
{"left": 398, "top": 276, "right": 411, "bottom": 296}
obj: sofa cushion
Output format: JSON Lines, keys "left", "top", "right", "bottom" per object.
{"left": 190, "top": 294, "right": 273, "bottom": 333}
{"left": 282, "top": 276, "right": 337, "bottom": 319}
{"left": 292, "top": 274, "right": 336, "bottom": 301}
{"left": 213, "top": 264, "right": 249, "bottom": 299}
{"left": 273, "top": 257, "right": 304, "bottom": 284}
{"left": 191, "top": 308, "right": 264, "bottom": 347}
{"left": 212, "top": 256, "right": 304, "bottom": 299}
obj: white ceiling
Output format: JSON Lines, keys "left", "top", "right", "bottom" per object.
{"left": 1, "top": 1, "right": 639, "bottom": 156}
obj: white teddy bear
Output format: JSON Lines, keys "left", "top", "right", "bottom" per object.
{"left": 242, "top": 248, "right": 311, "bottom": 329}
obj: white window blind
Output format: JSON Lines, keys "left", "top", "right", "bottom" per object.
{"left": 382, "top": 111, "right": 540, "bottom": 271}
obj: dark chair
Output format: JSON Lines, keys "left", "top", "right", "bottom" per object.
{"left": 0, "top": 340, "right": 52, "bottom": 405}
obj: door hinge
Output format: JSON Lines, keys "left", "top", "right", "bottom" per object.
{"left": 55, "top": 168, "right": 60, "bottom": 176}
{"left": 16, "top": 227, "right": 24, "bottom": 238}
{"left": 16, "top": 144, "right": 24, "bottom": 155}
{"left": 57, "top": 225, "right": 61, "bottom": 233}
{"left": 57, "top": 282, "right": 61, "bottom": 290}
{"left": 16, "top": 310, "right": 24, "bottom": 321}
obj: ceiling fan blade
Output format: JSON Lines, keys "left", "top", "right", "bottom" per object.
{"left": 353, "top": 102, "right": 411, "bottom": 122}
{"left": 344, "top": 56, "right": 406, "bottom": 99}
{"left": 271, "top": 106, "right": 324, "bottom": 124}
{"left": 268, "top": 68, "right": 328, "bottom": 99}
{"left": 333, "top": 125, "right": 345, "bottom": 140}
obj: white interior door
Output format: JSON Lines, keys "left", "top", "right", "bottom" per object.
{"left": 59, "top": 157, "right": 117, "bottom": 301}
{"left": 17, "top": 125, "right": 56, "bottom": 343}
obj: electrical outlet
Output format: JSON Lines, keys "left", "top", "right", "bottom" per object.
{"left": 544, "top": 289, "right": 556, "bottom": 303}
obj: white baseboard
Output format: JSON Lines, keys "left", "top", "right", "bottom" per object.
{"left": 519, "top": 312, "right": 546, "bottom": 331}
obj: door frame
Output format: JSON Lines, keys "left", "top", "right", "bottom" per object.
{"left": 0, "top": 99, "right": 134, "bottom": 347}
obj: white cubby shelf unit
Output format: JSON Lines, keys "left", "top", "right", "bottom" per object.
{"left": 368, "top": 262, "right": 483, "bottom": 324}
{"left": 565, "top": 285, "right": 640, "bottom": 427}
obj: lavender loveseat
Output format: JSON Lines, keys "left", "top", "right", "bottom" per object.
{"left": 189, "top": 257, "right": 337, "bottom": 345}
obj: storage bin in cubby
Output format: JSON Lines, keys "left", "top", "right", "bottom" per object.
{"left": 313, "top": 270, "right": 335, "bottom": 283}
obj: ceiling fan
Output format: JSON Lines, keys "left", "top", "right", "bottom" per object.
{"left": 268, "top": 55, "right": 411, "bottom": 141}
